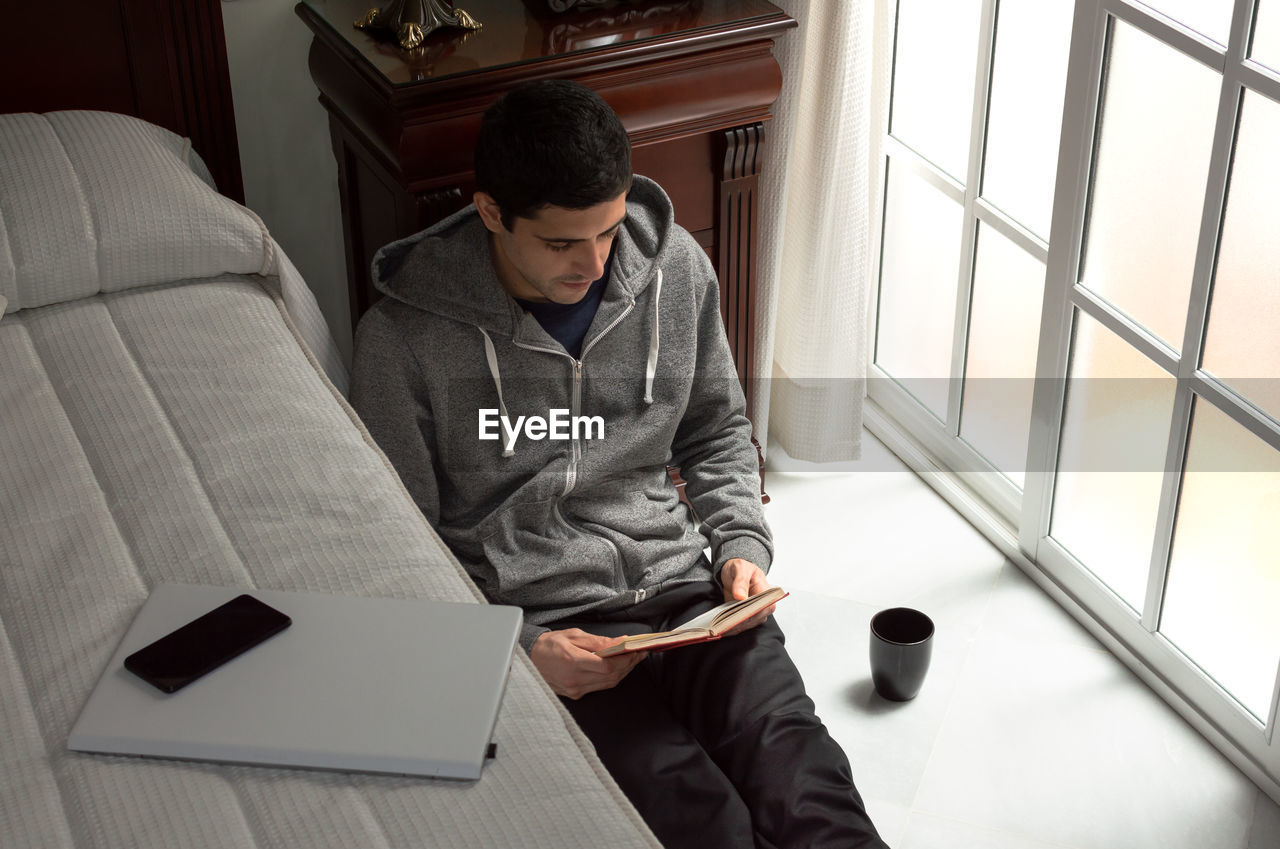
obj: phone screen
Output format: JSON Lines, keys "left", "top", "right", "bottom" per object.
{"left": 124, "top": 594, "right": 291, "bottom": 694}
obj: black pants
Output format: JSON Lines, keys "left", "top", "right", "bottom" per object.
{"left": 553, "top": 582, "right": 889, "bottom": 849}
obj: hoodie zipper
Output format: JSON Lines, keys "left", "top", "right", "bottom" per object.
{"left": 512, "top": 339, "right": 582, "bottom": 495}
{"left": 511, "top": 296, "right": 637, "bottom": 592}
{"left": 512, "top": 296, "right": 635, "bottom": 497}
{"left": 568, "top": 360, "right": 583, "bottom": 494}
{"left": 566, "top": 297, "right": 634, "bottom": 494}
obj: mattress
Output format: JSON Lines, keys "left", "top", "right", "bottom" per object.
{"left": 0, "top": 111, "right": 658, "bottom": 848}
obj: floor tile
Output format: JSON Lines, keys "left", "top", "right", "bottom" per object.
{"left": 864, "top": 797, "right": 912, "bottom": 848}
{"left": 775, "top": 589, "right": 973, "bottom": 809}
{"left": 911, "top": 632, "right": 1257, "bottom": 849}
{"left": 899, "top": 813, "right": 1077, "bottom": 849}
{"left": 1250, "top": 791, "right": 1280, "bottom": 849}
{"left": 979, "top": 560, "right": 1105, "bottom": 652}
{"left": 764, "top": 470, "right": 1005, "bottom": 633}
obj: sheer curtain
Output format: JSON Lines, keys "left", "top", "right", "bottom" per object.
{"left": 753, "top": 0, "right": 891, "bottom": 462}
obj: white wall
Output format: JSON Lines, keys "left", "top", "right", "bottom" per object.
{"left": 221, "top": 0, "right": 353, "bottom": 365}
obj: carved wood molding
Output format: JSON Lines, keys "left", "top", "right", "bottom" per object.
{"left": 716, "top": 123, "right": 768, "bottom": 500}
{"left": 716, "top": 122, "right": 764, "bottom": 415}
{"left": 722, "top": 123, "right": 765, "bottom": 181}
{"left": 414, "top": 185, "right": 467, "bottom": 228}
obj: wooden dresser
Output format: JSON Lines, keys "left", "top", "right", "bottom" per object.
{"left": 297, "top": 0, "right": 793, "bottom": 487}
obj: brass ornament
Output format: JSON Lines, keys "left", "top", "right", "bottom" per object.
{"left": 368, "top": 26, "right": 479, "bottom": 80}
{"left": 354, "top": 0, "right": 482, "bottom": 51}
{"left": 398, "top": 22, "right": 425, "bottom": 49}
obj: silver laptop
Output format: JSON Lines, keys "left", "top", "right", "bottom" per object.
{"left": 68, "top": 583, "right": 522, "bottom": 780}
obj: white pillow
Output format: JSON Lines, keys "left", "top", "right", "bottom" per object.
{"left": 0, "top": 111, "right": 272, "bottom": 314}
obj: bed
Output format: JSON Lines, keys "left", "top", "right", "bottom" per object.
{"left": 0, "top": 106, "right": 659, "bottom": 848}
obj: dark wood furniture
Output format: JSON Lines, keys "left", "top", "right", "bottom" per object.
{"left": 296, "top": 0, "right": 794, "bottom": 438}
{"left": 0, "top": 0, "right": 244, "bottom": 204}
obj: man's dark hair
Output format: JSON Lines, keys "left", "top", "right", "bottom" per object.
{"left": 474, "top": 80, "right": 632, "bottom": 229}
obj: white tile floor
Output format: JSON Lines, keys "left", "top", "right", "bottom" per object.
{"left": 761, "top": 430, "right": 1280, "bottom": 849}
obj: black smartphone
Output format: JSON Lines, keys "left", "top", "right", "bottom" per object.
{"left": 124, "top": 594, "right": 291, "bottom": 694}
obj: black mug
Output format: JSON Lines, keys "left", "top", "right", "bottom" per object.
{"left": 869, "top": 607, "right": 934, "bottom": 701}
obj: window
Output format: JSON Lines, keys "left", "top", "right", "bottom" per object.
{"left": 872, "top": 0, "right": 1280, "bottom": 790}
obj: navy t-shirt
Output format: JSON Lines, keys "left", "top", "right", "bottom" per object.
{"left": 515, "top": 253, "right": 613, "bottom": 360}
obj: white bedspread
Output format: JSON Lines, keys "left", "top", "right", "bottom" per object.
{"left": 0, "top": 275, "right": 658, "bottom": 848}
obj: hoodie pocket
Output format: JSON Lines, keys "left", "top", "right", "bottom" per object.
{"left": 477, "top": 497, "right": 617, "bottom": 601}
{"left": 566, "top": 489, "right": 702, "bottom": 586}
{"left": 636, "top": 489, "right": 694, "bottom": 540}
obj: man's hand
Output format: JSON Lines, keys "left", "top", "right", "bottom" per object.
{"left": 529, "top": 629, "right": 648, "bottom": 700}
{"left": 720, "top": 558, "right": 776, "bottom": 636}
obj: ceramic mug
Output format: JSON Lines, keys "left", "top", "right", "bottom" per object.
{"left": 869, "top": 607, "right": 934, "bottom": 701}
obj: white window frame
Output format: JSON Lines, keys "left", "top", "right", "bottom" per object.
{"left": 868, "top": 0, "right": 1280, "bottom": 802}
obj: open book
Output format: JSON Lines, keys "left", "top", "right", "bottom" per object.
{"left": 595, "top": 586, "right": 788, "bottom": 657}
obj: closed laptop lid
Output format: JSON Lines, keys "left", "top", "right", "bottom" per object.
{"left": 68, "top": 584, "right": 522, "bottom": 780}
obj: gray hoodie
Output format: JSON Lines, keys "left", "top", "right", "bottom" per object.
{"left": 350, "top": 176, "right": 772, "bottom": 651}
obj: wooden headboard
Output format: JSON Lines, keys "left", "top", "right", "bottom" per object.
{"left": 0, "top": 0, "right": 245, "bottom": 204}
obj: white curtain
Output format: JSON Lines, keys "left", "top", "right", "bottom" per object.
{"left": 753, "top": 0, "right": 892, "bottom": 462}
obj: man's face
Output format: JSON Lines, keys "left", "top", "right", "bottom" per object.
{"left": 475, "top": 192, "right": 628, "bottom": 305}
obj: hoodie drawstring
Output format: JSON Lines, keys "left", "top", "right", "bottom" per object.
{"left": 643, "top": 268, "right": 663, "bottom": 405}
{"left": 478, "top": 327, "right": 515, "bottom": 457}
{"left": 482, "top": 265, "right": 661, "bottom": 450}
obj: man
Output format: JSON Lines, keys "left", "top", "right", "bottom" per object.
{"left": 351, "top": 79, "right": 887, "bottom": 849}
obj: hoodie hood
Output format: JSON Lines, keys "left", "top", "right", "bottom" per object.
{"left": 370, "top": 174, "right": 676, "bottom": 337}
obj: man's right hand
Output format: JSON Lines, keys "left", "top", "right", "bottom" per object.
{"left": 529, "top": 629, "right": 648, "bottom": 700}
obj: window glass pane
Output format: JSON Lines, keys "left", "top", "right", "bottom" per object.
{"left": 982, "top": 0, "right": 1074, "bottom": 239}
{"left": 1254, "top": 0, "right": 1280, "bottom": 73}
{"left": 1050, "top": 312, "right": 1177, "bottom": 611}
{"left": 1201, "top": 91, "right": 1280, "bottom": 423}
{"left": 890, "top": 0, "right": 984, "bottom": 180}
{"left": 1138, "top": 0, "right": 1232, "bottom": 45}
{"left": 875, "top": 163, "right": 963, "bottom": 421}
{"left": 1159, "top": 399, "right": 1280, "bottom": 722}
{"left": 1080, "top": 21, "right": 1220, "bottom": 350}
{"left": 960, "top": 224, "right": 1047, "bottom": 488}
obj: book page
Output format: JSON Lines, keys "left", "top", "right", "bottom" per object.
{"left": 675, "top": 587, "right": 786, "bottom": 634}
